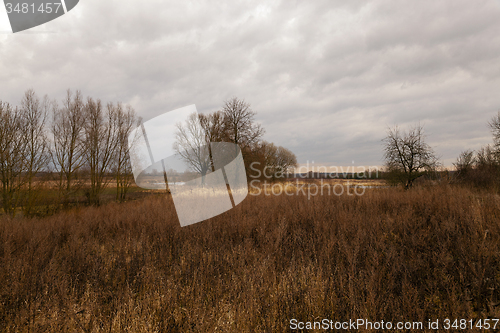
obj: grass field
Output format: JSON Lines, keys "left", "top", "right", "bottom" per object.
{"left": 0, "top": 184, "right": 499, "bottom": 332}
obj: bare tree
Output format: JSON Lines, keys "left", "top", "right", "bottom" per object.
{"left": 51, "top": 90, "right": 87, "bottom": 202}
{"left": 220, "top": 98, "right": 265, "bottom": 181}
{"left": 113, "top": 104, "right": 136, "bottom": 202}
{"left": 83, "top": 98, "right": 120, "bottom": 205}
{"left": 453, "top": 150, "right": 475, "bottom": 179}
{"left": 260, "top": 141, "right": 298, "bottom": 181}
{"left": 199, "top": 111, "right": 225, "bottom": 144}
{"left": 475, "top": 145, "right": 497, "bottom": 169}
{"left": 489, "top": 111, "right": 500, "bottom": 156}
{"left": 0, "top": 101, "right": 28, "bottom": 216}
{"left": 222, "top": 97, "right": 264, "bottom": 150}
{"left": 174, "top": 112, "right": 213, "bottom": 183}
{"left": 20, "top": 89, "right": 51, "bottom": 215}
{"left": 383, "top": 124, "right": 439, "bottom": 189}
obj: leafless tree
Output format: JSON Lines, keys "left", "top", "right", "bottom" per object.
{"left": 51, "top": 90, "right": 87, "bottom": 201}
{"left": 199, "top": 111, "right": 225, "bottom": 144}
{"left": 0, "top": 101, "right": 28, "bottom": 216}
{"left": 174, "top": 112, "right": 213, "bottom": 183}
{"left": 220, "top": 97, "right": 265, "bottom": 180}
{"left": 475, "top": 145, "right": 497, "bottom": 168}
{"left": 222, "top": 97, "right": 264, "bottom": 150}
{"left": 489, "top": 111, "right": 500, "bottom": 154}
{"left": 20, "top": 89, "right": 51, "bottom": 215}
{"left": 453, "top": 150, "right": 475, "bottom": 179}
{"left": 113, "top": 104, "right": 136, "bottom": 202}
{"left": 260, "top": 141, "right": 298, "bottom": 181}
{"left": 383, "top": 124, "right": 439, "bottom": 189}
{"left": 83, "top": 98, "right": 120, "bottom": 205}
{"left": 275, "top": 146, "right": 297, "bottom": 177}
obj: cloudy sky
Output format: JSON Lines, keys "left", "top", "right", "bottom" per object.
{"left": 1, "top": 0, "right": 500, "bottom": 167}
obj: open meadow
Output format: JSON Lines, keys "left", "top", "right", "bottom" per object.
{"left": 1, "top": 184, "right": 499, "bottom": 332}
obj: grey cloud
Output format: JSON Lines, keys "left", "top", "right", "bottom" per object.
{"left": 1, "top": 0, "right": 500, "bottom": 167}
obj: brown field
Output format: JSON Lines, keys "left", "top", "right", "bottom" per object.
{"left": 1, "top": 184, "right": 500, "bottom": 332}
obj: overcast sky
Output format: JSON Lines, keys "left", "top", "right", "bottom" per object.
{"left": 1, "top": 0, "right": 500, "bottom": 167}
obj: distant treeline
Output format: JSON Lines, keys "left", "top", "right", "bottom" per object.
{"left": 452, "top": 112, "right": 500, "bottom": 190}
{"left": 281, "top": 170, "right": 453, "bottom": 181}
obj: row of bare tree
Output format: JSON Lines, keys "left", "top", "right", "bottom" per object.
{"left": 0, "top": 89, "right": 136, "bottom": 216}
{"left": 453, "top": 112, "right": 500, "bottom": 188}
{"left": 383, "top": 113, "right": 500, "bottom": 190}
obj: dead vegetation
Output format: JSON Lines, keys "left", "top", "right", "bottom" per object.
{"left": 0, "top": 185, "right": 499, "bottom": 332}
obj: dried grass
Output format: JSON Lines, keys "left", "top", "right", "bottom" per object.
{"left": 0, "top": 185, "right": 499, "bottom": 332}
